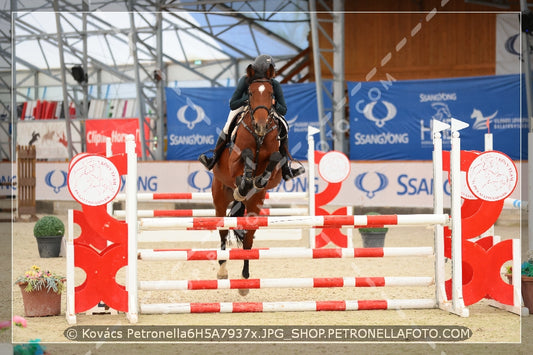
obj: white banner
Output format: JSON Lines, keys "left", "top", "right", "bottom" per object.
{"left": 496, "top": 13, "right": 521, "bottom": 75}
{"left": 0, "top": 160, "right": 524, "bottom": 209}
{"left": 16, "top": 120, "right": 82, "bottom": 160}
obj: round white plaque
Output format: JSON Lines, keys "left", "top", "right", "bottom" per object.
{"left": 466, "top": 151, "right": 517, "bottom": 202}
{"left": 68, "top": 155, "right": 121, "bottom": 206}
{"left": 318, "top": 151, "right": 351, "bottom": 183}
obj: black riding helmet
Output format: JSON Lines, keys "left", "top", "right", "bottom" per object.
{"left": 252, "top": 54, "right": 276, "bottom": 77}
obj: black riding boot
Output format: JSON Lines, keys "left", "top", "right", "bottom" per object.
{"left": 198, "top": 132, "right": 228, "bottom": 170}
{"left": 279, "top": 137, "right": 305, "bottom": 181}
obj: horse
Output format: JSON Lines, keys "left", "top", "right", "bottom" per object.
{"left": 211, "top": 64, "right": 283, "bottom": 296}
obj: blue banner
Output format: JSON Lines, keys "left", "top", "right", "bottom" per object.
{"left": 348, "top": 74, "right": 527, "bottom": 160}
{"left": 165, "top": 82, "right": 332, "bottom": 160}
{"left": 165, "top": 86, "right": 233, "bottom": 161}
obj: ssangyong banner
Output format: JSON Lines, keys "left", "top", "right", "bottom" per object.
{"left": 8, "top": 161, "right": 523, "bottom": 208}
{"left": 165, "top": 82, "right": 331, "bottom": 161}
{"left": 348, "top": 74, "right": 526, "bottom": 161}
{"left": 85, "top": 118, "right": 150, "bottom": 156}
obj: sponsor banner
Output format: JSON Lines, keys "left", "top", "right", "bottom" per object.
{"left": 348, "top": 74, "right": 526, "bottom": 161}
{"left": 165, "top": 82, "right": 331, "bottom": 161}
{"left": 496, "top": 13, "right": 521, "bottom": 75}
{"left": 6, "top": 160, "right": 522, "bottom": 209}
{"left": 16, "top": 120, "right": 82, "bottom": 160}
{"left": 165, "top": 86, "right": 233, "bottom": 161}
{"left": 85, "top": 118, "right": 150, "bottom": 156}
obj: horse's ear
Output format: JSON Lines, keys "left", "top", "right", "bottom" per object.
{"left": 246, "top": 64, "right": 255, "bottom": 78}
{"left": 266, "top": 64, "right": 275, "bottom": 79}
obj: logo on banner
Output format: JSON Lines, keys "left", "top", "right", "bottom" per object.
{"left": 45, "top": 170, "right": 68, "bottom": 194}
{"left": 471, "top": 108, "right": 498, "bottom": 130}
{"left": 362, "top": 101, "right": 397, "bottom": 127}
{"left": 354, "top": 172, "right": 388, "bottom": 199}
{"left": 420, "top": 103, "right": 454, "bottom": 146}
{"left": 505, "top": 34, "right": 520, "bottom": 57}
{"left": 188, "top": 170, "right": 213, "bottom": 192}
{"left": 431, "top": 102, "right": 452, "bottom": 121}
{"left": 177, "top": 97, "right": 210, "bottom": 129}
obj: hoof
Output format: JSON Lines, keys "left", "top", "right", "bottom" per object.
{"left": 238, "top": 288, "right": 249, "bottom": 296}
{"left": 217, "top": 264, "right": 228, "bottom": 279}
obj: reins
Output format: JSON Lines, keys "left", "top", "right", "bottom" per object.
{"left": 239, "top": 79, "right": 278, "bottom": 176}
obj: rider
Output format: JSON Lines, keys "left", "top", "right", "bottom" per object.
{"left": 198, "top": 54, "right": 305, "bottom": 181}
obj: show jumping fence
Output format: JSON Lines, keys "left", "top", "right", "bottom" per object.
{"left": 66, "top": 122, "right": 523, "bottom": 324}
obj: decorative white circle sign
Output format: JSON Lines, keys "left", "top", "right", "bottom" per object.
{"left": 318, "top": 151, "right": 351, "bottom": 183}
{"left": 466, "top": 151, "right": 517, "bottom": 202}
{"left": 68, "top": 155, "right": 121, "bottom": 206}
{"left": 460, "top": 170, "right": 477, "bottom": 200}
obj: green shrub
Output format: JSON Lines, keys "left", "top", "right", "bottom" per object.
{"left": 359, "top": 212, "right": 389, "bottom": 234}
{"left": 33, "top": 216, "right": 65, "bottom": 238}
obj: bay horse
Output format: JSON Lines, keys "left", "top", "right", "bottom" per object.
{"left": 212, "top": 64, "right": 283, "bottom": 296}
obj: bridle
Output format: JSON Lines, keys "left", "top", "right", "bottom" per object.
{"left": 240, "top": 79, "right": 279, "bottom": 174}
{"left": 244, "top": 79, "right": 278, "bottom": 141}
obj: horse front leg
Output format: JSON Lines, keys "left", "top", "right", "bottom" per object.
{"left": 254, "top": 151, "right": 282, "bottom": 189}
{"left": 234, "top": 148, "right": 255, "bottom": 201}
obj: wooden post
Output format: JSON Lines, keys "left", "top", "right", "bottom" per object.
{"left": 16, "top": 145, "right": 38, "bottom": 222}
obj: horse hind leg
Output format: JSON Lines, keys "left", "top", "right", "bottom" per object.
{"left": 218, "top": 201, "right": 245, "bottom": 280}
{"left": 217, "top": 230, "right": 229, "bottom": 279}
{"left": 227, "top": 200, "right": 250, "bottom": 296}
{"left": 238, "top": 229, "right": 254, "bottom": 296}
{"left": 229, "top": 200, "right": 246, "bottom": 245}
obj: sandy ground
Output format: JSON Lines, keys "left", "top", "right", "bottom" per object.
{"left": 2, "top": 211, "right": 532, "bottom": 354}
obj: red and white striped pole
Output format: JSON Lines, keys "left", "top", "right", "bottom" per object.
{"left": 138, "top": 214, "right": 449, "bottom": 231}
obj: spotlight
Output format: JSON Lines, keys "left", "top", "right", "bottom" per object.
{"left": 71, "top": 65, "right": 87, "bottom": 84}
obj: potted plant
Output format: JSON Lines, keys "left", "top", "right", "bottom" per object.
{"left": 15, "top": 265, "right": 65, "bottom": 317}
{"left": 521, "top": 251, "right": 533, "bottom": 314}
{"left": 358, "top": 212, "right": 389, "bottom": 248}
{"left": 33, "top": 215, "right": 65, "bottom": 258}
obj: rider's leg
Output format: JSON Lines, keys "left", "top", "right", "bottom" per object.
{"left": 277, "top": 116, "right": 305, "bottom": 181}
{"left": 198, "top": 132, "right": 227, "bottom": 170}
{"left": 198, "top": 107, "right": 242, "bottom": 170}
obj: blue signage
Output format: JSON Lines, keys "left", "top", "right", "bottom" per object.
{"left": 165, "top": 82, "right": 332, "bottom": 161}
{"left": 348, "top": 74, "right": 526, "bottom": 160}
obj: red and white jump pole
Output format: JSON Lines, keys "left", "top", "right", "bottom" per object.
{"left": 140, "top": 299, "right": 438, "bottom": 314}
{"left": 137, "top": 246, "right": 434, "bottom": 261}
{"left": 139, "top": 276, "right": 434, "bottom": 291}
{"left": 138, "top": 213, "right": 449, "bottom": 231}
{"left": 114, "top": 207, "right": 308, "bottom": 218}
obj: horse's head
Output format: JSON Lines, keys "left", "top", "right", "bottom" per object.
{"left": 246, "top": 64, "right": 276, "bottom": 137}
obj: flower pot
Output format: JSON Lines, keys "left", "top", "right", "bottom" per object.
{"left": 522, "top": 276, "right": 533, "bottom": 314}
{"left": 360, "top": 231, "right": 387, "bottom": 248}
{"left": 36, "top": 235, "right": 63, "bottom": 258}
{"left": 18, "top": 283, "right": 61, "bottom": 317}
